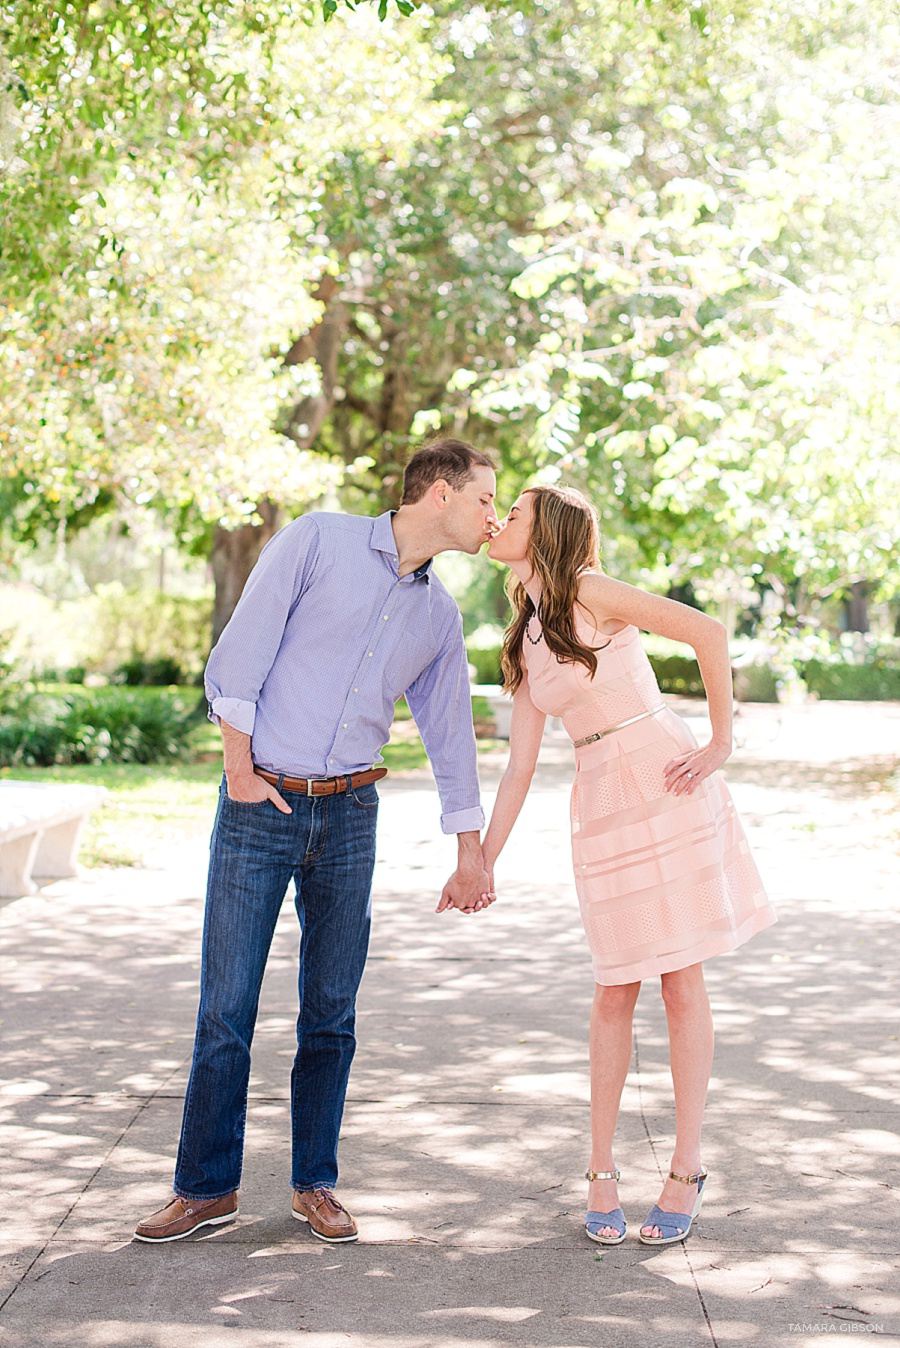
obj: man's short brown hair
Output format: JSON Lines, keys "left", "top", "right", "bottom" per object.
{"left": 401, "top": 439, "right": 496, "bottom": 505}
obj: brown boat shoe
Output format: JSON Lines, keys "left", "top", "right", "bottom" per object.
{"left": 134, "top": 1191, "right": 238, "bottom": 1243}
{"left": 292, "top": 1187, "right": 359, "bottom": 1243}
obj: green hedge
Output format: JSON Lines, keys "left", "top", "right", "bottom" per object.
{"left": 648, "top": 655, "right": 900, "bottom": 701}
{"left": 731, "top": 662, "right": 780, "bottom": 703}
{"left": 647, "top": 653, "right": 705, "bottom": 697}
{"left": 466, "top": 642, "right": 708, "bottom": 696}
{"left": 466, "top": 641, "right": 503, "bottom": 685}
{"left": 115, "top": 655, "right": 193, "bottom": 686}
{"left": 0, "top": 687, "right": 196, "bottom": 767}
{"left": 463, "top": 640, "right": 900, "bottom": 701}
{"left": 801, "top": 659, "right": 900, "bottom": 701}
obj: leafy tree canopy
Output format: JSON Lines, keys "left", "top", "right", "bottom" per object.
{"left": 1, "top": 0, "right": 897, "bottom": 628}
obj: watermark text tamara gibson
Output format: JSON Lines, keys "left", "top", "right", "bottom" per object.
{"left": 789, "top": 1326, "right": 885, "bottom": 1335}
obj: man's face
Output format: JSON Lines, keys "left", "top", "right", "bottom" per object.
{"left": 444, "top": 467, "right": 499, "bottom": 554}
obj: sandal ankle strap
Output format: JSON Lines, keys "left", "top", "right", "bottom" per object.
{"left": 668, "top": 1166, "right": 707, "bottom": 1186}
{"left": 585, "top": 1168, "right": 620, "bottom": 1182}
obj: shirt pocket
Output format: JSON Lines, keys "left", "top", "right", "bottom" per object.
{"left": 384, "top": 616, "right": 439, "bottom": 698}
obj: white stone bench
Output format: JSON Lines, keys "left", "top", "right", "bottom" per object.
{"left": 0, "top": 781, "right": 107, "bottom": 899}
{"left": 471, "top": 683, "right": 513, "bottom": 738}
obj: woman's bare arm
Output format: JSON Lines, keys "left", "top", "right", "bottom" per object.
{"left": 579, "top": 572, "right": 733, "bottom": 794}
{"left": 481, "top": 675, "right": 547, "bottom": 875}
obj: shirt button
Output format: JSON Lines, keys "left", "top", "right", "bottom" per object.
{"left": 368, "top": 651, "right": 373, "bottom": 657}
{"left": 353, "top": 688, "right": 358, "bottom": 693}
{"left": 343, "top": 723, "right": 348, "bottom": 729}
{"left": 383, "top": 614, "right": 389, "bottom": 620}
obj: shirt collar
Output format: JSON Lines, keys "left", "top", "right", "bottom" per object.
{"left": 370, "top": 511, "right": 432, "bottom": 582}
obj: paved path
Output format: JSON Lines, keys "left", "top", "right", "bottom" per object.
{"left": 1, "top": 702, "right": 899, "bottom": 1348}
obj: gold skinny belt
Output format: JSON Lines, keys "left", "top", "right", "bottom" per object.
{"left": 573, "top": 704, "right": 666, "bottom": 749}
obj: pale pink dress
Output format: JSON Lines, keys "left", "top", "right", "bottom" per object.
{"left": 524, "top": 613, "right": 776, "bottom": 985}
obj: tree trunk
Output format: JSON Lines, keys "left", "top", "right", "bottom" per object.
{"left": 282, "top": 273, "right": 347, "bottom": 452}
{"left": 844, "top": 580, "right": 869, "bottom": 634}
{"left": 211, "top": 498, "right": 282, "bottom": 648}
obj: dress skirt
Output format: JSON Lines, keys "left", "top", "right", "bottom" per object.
{"left": 571, "top": 705, "right": 774, "bottom": 985}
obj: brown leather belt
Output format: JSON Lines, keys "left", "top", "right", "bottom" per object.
{"left": 254, "top": 766, "right": 387, "bottom": 796}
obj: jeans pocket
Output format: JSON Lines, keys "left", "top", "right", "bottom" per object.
{"left": 223, "top": 792, "right": 270, "bottom": 809}
{"left": 349, "top": 783, "right": 379, "bottom": 810}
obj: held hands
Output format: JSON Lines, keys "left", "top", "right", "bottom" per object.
{"left": 664, "top": 738, "right": 732, "bottom": 796}
{"left": 436, "top": 852, "right": 496, "bottom": 916}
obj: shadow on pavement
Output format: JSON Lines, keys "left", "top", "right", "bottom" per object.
{"left": 2, "top": 714, "right": 899, "bottom": 1345}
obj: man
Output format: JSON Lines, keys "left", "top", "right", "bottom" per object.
{"left": 135, "top": 440, "right": 498, "bottom": 1245}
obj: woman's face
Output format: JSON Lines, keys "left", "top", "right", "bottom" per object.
{"left": 486, "top": 491, "right": 534, "bottom": 565}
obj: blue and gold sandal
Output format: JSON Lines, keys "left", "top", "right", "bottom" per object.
{"left": 639, "top": 1166, "right": 708, "bottom": 1246}
{"left": 584, "top": 1167, "right": 626, "bottom": 1246}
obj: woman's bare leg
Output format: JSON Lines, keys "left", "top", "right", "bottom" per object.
{"left": 587, "top": 980, "right": 641, "bottom": 1236}
{"left": 641, "top": 962, "right": 714, "bottom": 1238}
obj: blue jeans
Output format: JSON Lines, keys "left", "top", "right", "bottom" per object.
{"left": 173, "top": 776, "right": 378, "bottom": 1200}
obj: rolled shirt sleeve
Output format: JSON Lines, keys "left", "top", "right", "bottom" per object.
{"left": 205, "top": 516, "right": 320, "bottom": 735}
{"left": 207, "top": 695, "right": 257, "bottom": 737}
{"left": 405, "top": 613, "right": 485, "bottom": 836}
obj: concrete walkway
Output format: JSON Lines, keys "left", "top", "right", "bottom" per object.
{"left": 1, "top": 701, "right": 899, "bottom": 1348}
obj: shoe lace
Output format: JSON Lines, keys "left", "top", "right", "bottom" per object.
{"left": 312, "top": 1188, "right": 343, "bottom": 1215}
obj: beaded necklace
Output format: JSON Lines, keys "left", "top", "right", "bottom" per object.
{"left": 524, "top": 603, "right": 543, "bottom": 645}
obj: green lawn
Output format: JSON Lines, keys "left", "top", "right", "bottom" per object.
{"left": 1, "top": 696, "right": 504, "bottom": 868}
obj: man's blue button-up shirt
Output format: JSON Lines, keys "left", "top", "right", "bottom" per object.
{"left": 205, "top": 510, "right": 484, "bottom": 835}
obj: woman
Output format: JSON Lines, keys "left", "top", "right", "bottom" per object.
{"left": 482, "top": 485, "right": 776, "bottom": 1246}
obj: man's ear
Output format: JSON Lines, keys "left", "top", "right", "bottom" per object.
{"left": 431, "top": 477, "right": 450, "bottom": 509}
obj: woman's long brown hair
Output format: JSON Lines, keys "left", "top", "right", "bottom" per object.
{"left": 500, "top": 485, "right": 604, "bottom": 695}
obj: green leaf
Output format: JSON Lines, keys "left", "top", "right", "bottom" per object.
{"left": 510, "top": 254, "right": 579, "bottom": 300}
{"left": 534, "top": 201, "right": 572, "bottom": 230}
{"left": 569, "top": 361, "right": 616, "bottom": 385}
